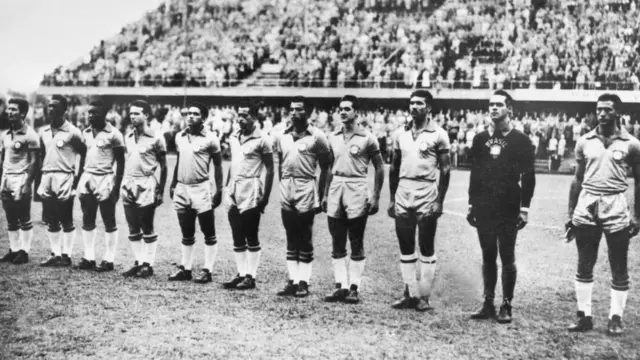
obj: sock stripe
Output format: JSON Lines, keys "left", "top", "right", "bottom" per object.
{"left": 248, "top": 246, "right": 261, "bottom": 252}
{"left": 129, "top": 233, "right": 143, "bottom": 241}
{"left": 400, "top": 258, "right": 418, "bottom": 264}
{"left": 20, "top": 221, "right": 34, "bottom": 231}
{"left": 234, "top": 246, "right": 248, "bottom": 252}
{"left": 143, "top": 234, "right": 158, "bottom": 243}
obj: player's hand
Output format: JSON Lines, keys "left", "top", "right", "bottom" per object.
{"left": 516, "top": 210, "right": 528, "bottom": 230}
{"left": 564, "top": 220, "right": 576, "bottom": 243}
{"left": 629, "top": 218, "right": 640, "bottom": 238}
{"left": 257, "top": 198, "right": 268, "bottom": 214}
{"left": 367, "top": 197, "right": 379, "bottom": 216}
{"left": 154, "top": 190, "right": 163, "bottom": 207}
{"left": 387, "top": 201, "right": 396, "bottom": 218}
{"left": 169, "top": 184, "right": 176, "bottom": 200}
{"left": 33, "top": 192, "right": 43, "bottom": 202}
{"left": 212, "top": 190, "right": 223, "bottom": 209}
{"left": 321, "top": 198, "right": 328, "bottom": 213}
{"left": 466, "top": 206, "right": 477, "bottom": 227}
{"left": 431, "top": 201, "right": 443, "bottom": 218}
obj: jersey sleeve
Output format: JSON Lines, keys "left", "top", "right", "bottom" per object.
{"left": 366, "top": 133, "right": 381, "bottom": 156}
{"left": 155, "top": 135, "right": 168, "bottom": 155}
{"left": 27, "top": 129, "right": 40, "bottom": 150}
{"left": 314, "top": 131, "right": 330, "bottom": 155}
{"left": 628, "top": 138, "right": 640, "bottom": 166}
{"left": 273, "top": 133, "right": 281, "bottom": 154}
{"left": 208, "top": 134, "right": 221, "bottom": 154}
{"left": 112, "top": 130, "right": 125, "bottom": 148}
{"left": 574, "top": 137, "right": 585, "bottom": 162}
{"left": 260, "top": 134, "right": 273, "bottom": 155}
{"left": 392, "top": 129, "right": 401, "bottom": 151}
{"left": 436, "top": 128, "right": 451, "bottom": 154}
{"left": 70, "top": 127, "right": 86, "bottom": 151}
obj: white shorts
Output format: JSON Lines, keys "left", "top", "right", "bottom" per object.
{"left": 37, "top": 172, "right": 75, "bottom": 201}
{"left": 226, "top": 177, "right": 263, "bottom": 214}
{"left": 394, "top": 179, "right": 438, "bottom": 221}
{"left": 173, "top": 181, "right": 213, "bottom": 214}
{"left": 279, "top": 177, "right": 318, "bottom": 213}
{"left": 77, "top": 173, "right": 114, "bottom": 202}
{"left": 327, "top": 176, "right": 368, "bottom": 219}
{"left": 572, "top": 191, "right": 631, "bottom": 234}
{"left": 1, "top": 173, "right": 29, "bottom": 201}
{"left": 121, "top": 176, "right": 158, "bottom": 208}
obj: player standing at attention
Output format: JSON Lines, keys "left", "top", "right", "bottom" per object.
{"left": 566, "top": 93, "right": 640, "bottom": 335}
{"left": 169, "top": 102, "right": 223, "bottom": 284}
{"left": 37, "top": 95, "right": 86, "bottom": 268}
{"left": 221, "top": 100, "right": 274, "bottom": 290}
{"left": 322, "top": 95, "right": 384, "bottom": 304}
{"left": 274, "top": 96, "right": 330, "bottom": 298}
{"left": 467, "top": 90, "right": 536, "bottom": 324}
{"left": 388, "top": 89, "right": 451, "bottom": 312}
{"left": 120, "top": 100, "right": 168, "bottom": 278}
{"left": 0, "top": 99, "right": 40, "bottom": 264}
{"left": 74, "top": 100, "right": 125, "bottom": 272}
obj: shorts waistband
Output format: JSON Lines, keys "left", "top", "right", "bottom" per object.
{"left": 85, "top": 171, "right": 114, "bottom": 175}
{"left": 42, "top": 170, "right": 74, "bottom": 174}
{"left": 125, "top": 174, "right": 155, "bottom": 179}
{"left": 282, "top": 176, "right": 315, "bottom": 180}
{"left": 332, "top": 175, "right": 367, "bottom": 182}
{"left": 583, "top": 189, "right": 626, "bottom": 197}
{"left": 178, "top": 180, "right": 210, "bottom": 186}
{"left": 399, "top": 178, "right": 436, "bottom": 184}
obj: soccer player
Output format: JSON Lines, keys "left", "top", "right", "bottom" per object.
{"left": 74, "top": 100, "right": 125, "bottom": 272}
{"left": 169, "top": 102, "right": 223, "bottom": 283}
{"left": 274, "top": 96, "right": 330, "bottom": 298}
{"left": 120, "top": 100, "right": 168, "bottom": 278}
{"left": 322, "top": 95, "right": 384, "bottom": 304}
{"left": 467, "top": 90, "right": 535, "bottom": 324}
{"left": 0, "top": 99, "right": 40, "bottom": 264}
{"left": 37, "top": 95, "right": 86, "bottom": 267}
{"left": 388, "top": 89, "right": 451, "bottom": 312}
{"left": 222, "top": 100, "right": 274, "bottom": 290}
{"left": 566, "top": 93, "right": 640, "bottom": 335}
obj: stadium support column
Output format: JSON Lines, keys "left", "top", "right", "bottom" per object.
{"left": 182, "top": 0, "right": 189, "bottom": 108}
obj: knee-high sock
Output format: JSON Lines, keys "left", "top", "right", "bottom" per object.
{"left": 501, "top": 264, "right": 517, "bottom": 302}
{"left": 349, "top": 259, "right": 366, "bottom": 289}
{"left": 143, "top": 241, "right": 158, "bottom": 266}
{"left": 332, "top": 257, "right": 349, "bottom": 289}
{"left": 20, "top": 229, "right": 34, "bottom": 253}
{"left": 234, "top": 250, "right": 248, "bottom": 276}
{"left": 247, "top": 249, "right": 261, "bottom": 277}
{"left": 609, "top": 288, "right": 629, "bottom": 319}
{"left": 182, "top": 244, "right": 194, "bottom": 270}
{"left": 575, "top": 281, "right": 594, "bottom": 316}
{"left": 82, "top": 230, "right": 97, "bottom": 261}
{"left": 103, "top": 230, "right": 119, "bottom": 263}
{"left": 8, "top": 231, "right": 20, "bottom": 252}
{"left": 48, "top": 231, "right": 62, "bottom": 256}
{"left": 62, "top": 230, "right": 76, "bottom": 256}
{"left": 400, "top": 253, "right": 418, "bottom": 297}
{"left": 129, "top": 237, "right": 143, "bottom": 263}
{"left": 419, "top": 255, "right": 437, "bottom": 298}
{"left": 204, "top": 243, "right": 218, "bottom": 272}
{"left": 287, "top": 260, "right": 299, "bottom": 284}
{"left": 298, "top": 261, "right": 313, "bottom": 283}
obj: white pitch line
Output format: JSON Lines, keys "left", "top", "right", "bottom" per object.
{"left": 443, "top": 210, "right": 563, "bottom": 231}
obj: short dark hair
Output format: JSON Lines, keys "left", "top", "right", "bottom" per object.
{"left": 238, "top": 98, "right": 261, "bottom": 118}
{"left": 188, "top": 102, "right": 209, "bottom": 118}
{"left": 51, "top": 95, "right": 68, "bottom": 112}
{"left": 340, "top": 95, "right": 359, "bottom": 110}
{"left": 130, "top": 100, "right": 151, "bottom": 116}
{"left": 8, "top": 98, "right": 29, "bottom": 115}
{"left": 409, "top": 89, "right": 434, "bottom": 104}
{"left": 89, "top": 99, "right": 107, "bottom": 113}
{"left": 492, "top": 90, "right": 514, "bottom": 108}
{"left": 597, "top": 93, "right": 622, "bottom": 110}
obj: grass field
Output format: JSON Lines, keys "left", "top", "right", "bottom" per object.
{"left": 1, "top": 157, "right": 639, "bottom": 359}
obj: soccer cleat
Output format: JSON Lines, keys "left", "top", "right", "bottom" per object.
{"left": 607, "top": 315, "right": 624, "bottom": 336}
{"left": 343, "top": 285, "right": 360, "bottom": 304}
{"left": 40, "top": 254, "right": 64, "bottom": 267}
{"left": 74, "top": 258, "right": 97, "bottom": 270}
{"left": 136, "top": 263, "right": 154, "bottom": 278}
{"left": 277, "top": 280, "right": 298, "bottom": 296}
{"left": 324, "top": 285, "right": 349, "bottom": 303}
{"left": 193, "top": 269, "right": 212, "bottom": 284}
{"left": 294, "top": 281, "right": 310, "bottom": 298}
{"left": 12, "top": 250, "right": 29, "bottom": 265}
{"left": 236, "top": 275, "right": 256, "bottom": 290}
{"left": 0, "top": 250, "right": 17, "bottom": 263}
{"left": 168, "top": 265, "right": 192, "bottom": 281}
{"left": 122, "top": 261, "right": 142, "bottom": 277}
{"left": 391, "top": 289, "right": 417, "bottom": 309}
{"left": 222, "top": 274, "right": 245, "bottom": 289}
{"left": 496, "top": 300, "right": 513, "bottom": 324}
{"left": 415, "top": 297, "right": 433, "bottom": 312}
{"left": 60, "top": 254, "right": 72, "bottom": 267}
{"left": 95, "top": 260, "right": 114, "bottom": 272}
{"left": 567, "top": 311, "right": 593, "bottom": 332}
{"left": 470, "top": 300, "right": 497, "bottom": 320}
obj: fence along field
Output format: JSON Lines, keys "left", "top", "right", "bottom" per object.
{"left": 0, "top": 159, "right": 639, "bottom": 359}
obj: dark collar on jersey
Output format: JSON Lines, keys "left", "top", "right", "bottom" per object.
{"left": 586, "top": 126, "right": 630, "bottom": 141}
{"left": 284, "top": 124, "right": 314, "bottom": 136}
{"left": 404, "top": 120, "right": 437, "bottom": 133}
{"left": 233, "top": 126, "right": 261, "bottom": 140}
{"left": 48, "top": 121, "right": 72, "bottom": 132}
{"left": 85, "top": 123, "right": 113, "bottom": 134}
{"left": 182, "top": 126, "right": 206, "bottom": 137}
{"left": 129, "top": 128, "right": 155, "bottom": 138}
{"left": 334, "top": 127, "right": 367, "bottom": 137}
{"left": 8, "top": 123, "right": 28, "bottom": 135}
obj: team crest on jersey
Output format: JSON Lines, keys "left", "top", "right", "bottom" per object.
{"left": 486, "top": 138, "right": 507, "bottom": 159}
{"left": 138, "top": 146, "right": 148, "bottom": 153}
{"left": 13, "top": 141, "right": 22, "bottom": 150}
{"left": 612, "top": 149, "right": 625, "bottom": 161}
{"left": 350, "top": 145, "right": 360, "bottom": 155}
{"left": 56, "top": 140, "right": 65, "bottom": 148}
{"left": 297, "top": 143, "right": 307, "bottom": 152}
{"left": 96, "top": 139, "right": 106, "bottom": 147}
{"left": 419, "top": 142, "right": 429, "bottom": 152}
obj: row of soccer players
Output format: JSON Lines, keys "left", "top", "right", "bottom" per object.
{"left": 0, "top": 90, "right": 635, "bottom": 335}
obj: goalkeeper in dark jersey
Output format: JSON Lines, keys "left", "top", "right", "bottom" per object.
{"left": 467, "top": 90, "right": 536, "bottom": 324}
